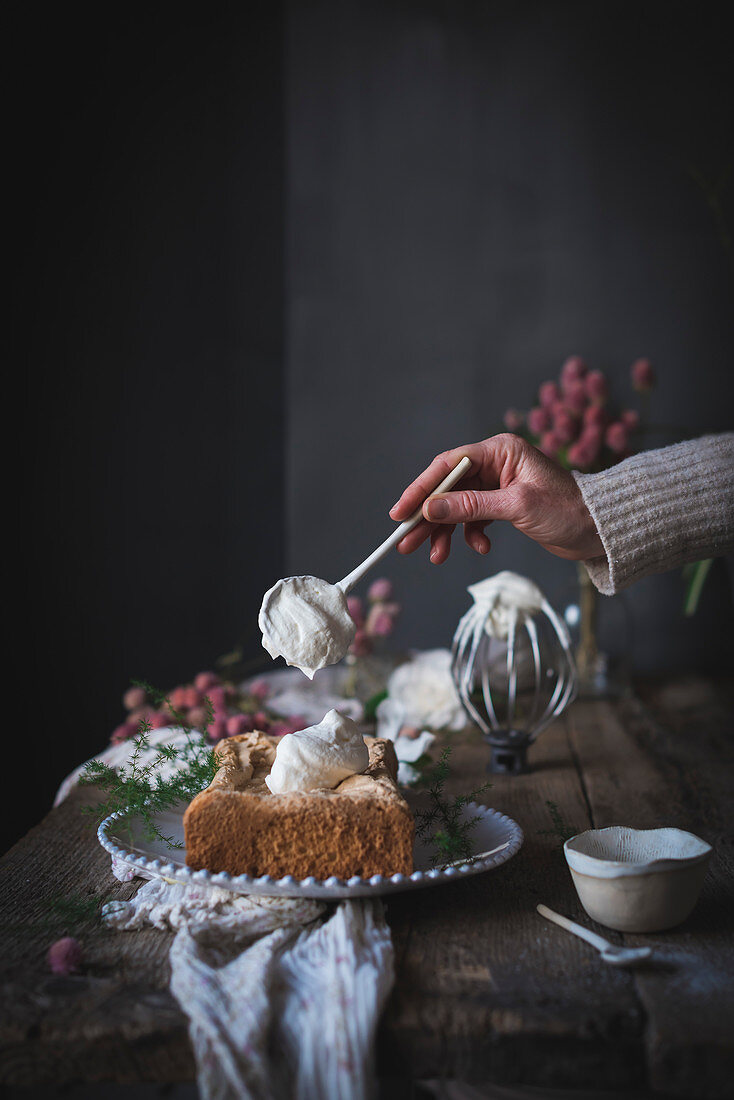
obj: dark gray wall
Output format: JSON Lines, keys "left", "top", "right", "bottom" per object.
{"left": 286, "top": 0, "right": 734, "bottom": 672}
{"left": 11, "top": 8, "right": 284, "bottom": 852}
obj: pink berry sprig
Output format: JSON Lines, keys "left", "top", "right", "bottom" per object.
{"left": 503, "top": 355, "right": 655, "bottom": 472}
{"left": 346, "top": 578, "right": 401, "bottom": 659}
{"left": 112, "top": 672, "right": 308, "bottom": 746}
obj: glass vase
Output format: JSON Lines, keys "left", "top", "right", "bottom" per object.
{"left": 563, "top": 563, "right": 632, "bottom": 698}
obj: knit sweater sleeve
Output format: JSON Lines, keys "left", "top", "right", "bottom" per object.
{"left": 572, "top": 433, "right": 734, "bottom": 595}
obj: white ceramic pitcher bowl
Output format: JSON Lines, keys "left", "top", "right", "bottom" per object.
{"left": 564, "top": 826, "right": 712, "bottom": 933}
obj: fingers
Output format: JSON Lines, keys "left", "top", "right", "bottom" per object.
{"left": 429, "top": 524, "right": 455, "bottom": 564}
{"left": 389, "top": 444, "right": 486, "bottom": 522}
{"left": 464, "top": 521, "right": 491, "bottom": 555}
{"left": 396, "top": 517, "right": 433, "bottom": 555}
{"left": 423, "top": 487, "right": 518, "bottom": 525}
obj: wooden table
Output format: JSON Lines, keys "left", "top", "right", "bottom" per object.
{"left": 1, "top": 676, "right": 732, "bottom": 1097}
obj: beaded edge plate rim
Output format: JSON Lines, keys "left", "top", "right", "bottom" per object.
{"left": 98, "top": 801, "right": 524, "bottom": 899}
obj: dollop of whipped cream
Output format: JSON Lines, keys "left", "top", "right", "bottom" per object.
{"left": 258, "top": 575, "right": 356, "bottom": 679}
{"left": 265, "top": 708, "right": 369, "bottom": 795}
{"left": 467, "top": 571, "right": 545, "bottom": 639}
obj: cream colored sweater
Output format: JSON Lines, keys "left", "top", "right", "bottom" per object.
{"left": 573, "top": 433, "right": 734, "bottom": 595}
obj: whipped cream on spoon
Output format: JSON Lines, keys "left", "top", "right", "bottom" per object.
{"left": 259, "top": 456, "right": 472, "bottom": 677}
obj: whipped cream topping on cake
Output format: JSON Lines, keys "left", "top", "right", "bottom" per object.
{"left": 259, "top": 575, "right": 356, "bottom": 678}
{"left": 467, "top": 571, "right": 544, "bottom": 638}
{"left": 265, "top": 709, "right": 369, "bottom": 794}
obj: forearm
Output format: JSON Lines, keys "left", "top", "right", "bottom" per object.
{"left": 573, "top": 433, "right": 734, "bottom": 594}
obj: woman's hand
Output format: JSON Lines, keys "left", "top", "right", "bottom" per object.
{"left": 390, "top": 434, "right": 604, "bottom": 564}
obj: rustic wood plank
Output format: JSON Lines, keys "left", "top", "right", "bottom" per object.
{"left": 381, "top": 715, "right": 647, "bottom": 1090}
{"left": 0, "top": 786, "right": 193, "bottom": 1086}
{"left": 1, "top": 681, "right": 730, "bottom": 1093}
{"left": 567, "top": 689, "right": 734, "bottom": 1100}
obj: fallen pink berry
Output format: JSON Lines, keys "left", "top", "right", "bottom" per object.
{"left": 47, "top": 937, "right": 82, "bottom": 976}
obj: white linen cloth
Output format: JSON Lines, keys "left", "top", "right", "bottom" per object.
{"left": 104, "top": 877, "right": 394, "bottom": 1100}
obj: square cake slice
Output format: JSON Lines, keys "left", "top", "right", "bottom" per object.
{"left": 183, "top": 731, "right": 414, "bottom": 880}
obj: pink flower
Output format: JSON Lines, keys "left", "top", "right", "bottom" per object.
{"left": 194, "top": 671, "right": 221, "bottom": 692}
{"left": 182, "top": 686, "right": 203, "bottom": 709}
{"left": 169, "top": 686, "right": 188, "bottom": 711}
{"left": 149, "top": 710, "right": 172, "bottom": 729}
{"left": 123, "top": 686, "right": 147, "bottom": 711}
{"left": 563, "top": 380, "right": 588, "bottom": 414}
{"left": 503, "top": 407, "right": 524, "bottom": 431}
{"left": 527, "top": 406, "right": 551, "bottom": 436}
{"left": 226, "top": 714, "right": 253, "bottom": 736}
{"left": 270, "top": 718, "right": 306, "bottom": 737}
{"left": 539, "top": 381, "right": 560, "bottom": 408}
{"left": 129, "top": 705, "right": 154, "bottom": 723}
{"left": 47, "top": 937, "right": 82, "bottom": 976}
{"left": 605, "top": 421, "right": 629, "bottom": 453}
{"left": 366, "top": 609, "right": 394, "bottom": 637}
{"left": 567, "top": 441, "right": 594, "bottom": 470}
{"left": 254, "top": 711, "right": 269, "bottom": 730}
{"left": 346, "top": 596, "right": 364, "bottom": 627}
{"left": 631, "top": 358, "right": 655, "bottom": 391}
{"left": 367, "top": 577, "right": 393, "bottom": 602}
{"left": 585, "top": 369, "right": 608, "bottom": 404}
{"left": 579, "top": 425, "right": 603, "bottom": 457}
{"left": 187, "top": 706, "right": 209, "bottom": 730}
{"left": 110, "top": 720, "right": 138, "bottom": 744}
{"left": 621, "top": 408, "right": 640, "bottom": 431}
{"left": 209, "top": 716, "right": 228, "bottom": 741}
{"left": 583, "top": 404, "right": 607, "bottom": 429}
{"left": 350, "top": 628, "right": 373, "bottom": 658}
{"left": 208, "top": 686, "right": 228, "bottom": 714}
{"left": 560, "top": 356, "right": 587, "bottom": 386}
{"left": 553, "top": 408, "right": 579, "bottom": 445}
{"left": 539, "top": 430, "right": 563, "bottom": 458}
{"left": 248, "top": 678, "right": 270, "bottom": 702}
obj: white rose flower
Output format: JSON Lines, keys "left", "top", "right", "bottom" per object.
{"left": 381, "top": 649, "right": 466, "bottom": 731}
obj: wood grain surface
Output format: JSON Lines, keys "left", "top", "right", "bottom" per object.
{"left": 1, "top": 676, "right": 732, "bottom": 1095}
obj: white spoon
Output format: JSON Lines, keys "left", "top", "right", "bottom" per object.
{"left": 536, "top": 904, "right": 653, "bottom": 967}
{"left": 259, "top": 456, "right": 472, "bottom": 677}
